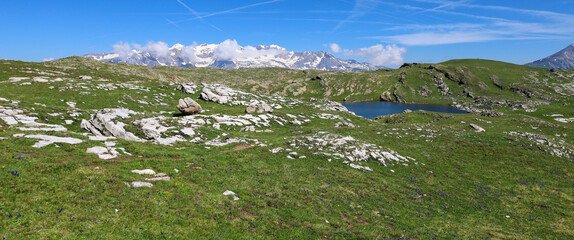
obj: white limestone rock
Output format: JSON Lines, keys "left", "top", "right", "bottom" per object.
{"left": 146, "top": 173, "right": 171, "bottom": 181}
{"left": 24, "top": 134, "right": 83, "bottom": 148}
{"left": 131, "top": 169, "right": 156, "bottom": 175}
{"left": 223, "top": 190, "right": 239, "bottom": 201}
{"left": 125, "top": 181, "right": 153, "bottom": 188}
{"left": 180, "top": 128, "right": 196, "bottom": 137}
{"left": 81, "top": 108, "right": 144, "bottom": 142}
{"left": 245, "top": 102, "right": 273, "bottom": 114}
{"left": 177, "top": 83, "right": 198, "bottom": 94}
{"left": 470, "top": 123, "right": 486, "bottom": 132}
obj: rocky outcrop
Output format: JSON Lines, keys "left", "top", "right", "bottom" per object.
{"left": 177, "top": 97, "right": 202, "bottom": 115}
{"left": 380, "top": 91, "right": 393, "bottom": 102}
{"left": 309, "top": 98, "right": 350, "bottom": 112}
{"left": 434, "top": 74, "right": 451, "bottom": 96}
{"left": 177, "top": 83, "right": 198, "bottom": 95}
{"left": 334, "top": 122, "right": 356, "bottom": 128}
{"left": 199, "top": 84, "right": 237, "bottom": 105}
{"left": 282, "top": 132, "right": 416, "bottom": 167}
{"left": 245, "top": 102, "right": 273, "bottom": 114}
{"left": 81, "top": 108, "right": 144, "bottom": 142}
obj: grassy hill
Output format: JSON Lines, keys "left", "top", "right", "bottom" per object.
{"left": 0, "top": 57, "right": 572, "bottom": 239}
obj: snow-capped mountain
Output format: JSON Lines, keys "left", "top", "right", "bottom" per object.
{"left": 525, "top": 43, "right": 574, "bottom": 69}
{"left": 83, "top": 42, "right": 384, "bottom": 71}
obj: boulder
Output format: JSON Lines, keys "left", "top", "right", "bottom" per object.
{"left": 177, "top": 97, "right": 202, "bottom": 115}
{"left": 245, "top": 102, "right": 273, "bottom": 114}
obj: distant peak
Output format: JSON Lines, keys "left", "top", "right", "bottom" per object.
{"left": 82, "top": 41, "right": 386, "bottom": 71}
{"left": 171, "top": 44, "right": 184, "bottom": 50}
{"left": 525, "top": 42, "right": 574, "bottom": 69}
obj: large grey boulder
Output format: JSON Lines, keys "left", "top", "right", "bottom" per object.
{"left": 177, "top": 97, "right": 202, "bottom": 115}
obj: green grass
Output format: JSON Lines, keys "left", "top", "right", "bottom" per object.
{"left": 0, "top": 58, "right": 573, "bottom": 239}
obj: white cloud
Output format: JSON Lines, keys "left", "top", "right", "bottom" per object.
{"left": 42, "top": 58, "right": 55, "bottom": 62}
{"left": 344, "top": 44, "right": 407, "bottom": 66}
{"left": 367, "top": 1, "right": 574, "bottom": 46}
{"left": 112, "top": 42, "right": 133, "bottom": 60}
{"left": 181, "top": 44, "right": 197, "bottom": 63}
{"left": 214, "top": 39, "right": 242, "bottom": 61}
{"left": 387, "top": 31, "right": 498, "bottom": 46}
{"left": 142, "top": 41, "right": 170, "bottom": 59}
{"left": 329, "top": 43, "right": 342, "bottom": 53}
{"left": 214, "top": 39, "right": 287, "bottom": 61}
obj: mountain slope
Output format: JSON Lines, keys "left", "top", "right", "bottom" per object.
{"left": 526, "top": 43, "right": 574, "bottom": 69}
{"left": 83, "top": 43, "right": 383, "bottom": 71}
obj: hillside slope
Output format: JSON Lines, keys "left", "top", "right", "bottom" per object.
{"left": 0, "top": 57, "right": 572, "bottom": 239}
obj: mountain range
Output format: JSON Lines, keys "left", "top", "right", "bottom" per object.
{"left": 83, "top": 43, "right": 383, "bottom": 71}
{"left": 525, "top": 43, "right": 574, "bottom": 69}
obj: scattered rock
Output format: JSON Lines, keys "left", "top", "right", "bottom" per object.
{"left": 240, "top": 126, "right": 256, "bottom": 132}
{"left": 0, "top": 107, "right": 67, "bottom": 131}
{"left": 350, "top": 163, "right": 373, "bottom": 171}
{"left": 177, "top": 83, "right": 198, "bottom": 94}
{"left": 147, "top": 173, "right": 171, "bottom": 181}
{"left": 23, "top": 134, "right": 82, "bottom": 148}
{"left": 223, "top": 190, "right": 239, "bottom": 201}
{"left": 334, "top": 122, "right": 356, "bottom": 128}
{"left": 133, "top": 118, "right": 169, "bottom": 140}
{"left": 131, "top": 169, "right": 156, "bottom": 175}
{"left": 245, "top": 102, "right": 273, "bottom": 114}
{"left": 125, "top": 181, "right": 153, "bottom": 188}
{"left": 177, "top": 97, "right": 202, "bottom": 115}
{"left": 285, "top": 132, "right": 416, "bottom": 167}
{"left": 470, "top": 123, "right": 485, "bottom": 132}
{"left": 87, "top": 146, "right": 119, "bottom": 160}
{"left": 555, "top": 118, "right": 574, "bottom": 123}
{"left": 180, "top": 128, "right": 196, "bottom": 137}
{"left": 402, "top": 109, "right": 413, "bottom": 114}
{"left": 505, "top": 131, "right": 573, "bottom": 159}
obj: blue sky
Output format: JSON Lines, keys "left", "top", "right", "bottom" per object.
{"left": 1, "top": 0, "right": 574, "bottom": 66}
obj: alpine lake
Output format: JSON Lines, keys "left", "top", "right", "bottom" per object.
{"left": 342, "top": 101, "right": 467, "bottom": 118}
